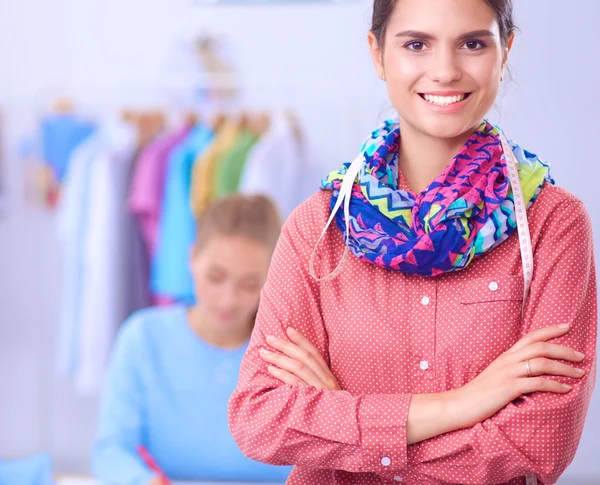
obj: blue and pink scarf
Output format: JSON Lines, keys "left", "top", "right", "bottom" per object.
{"left": 321, "top": 119, "right": 553, "bottom": 276}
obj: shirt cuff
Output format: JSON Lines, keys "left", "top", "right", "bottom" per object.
{"left": 358, "top": 393, "right": 413, "bottom": 473}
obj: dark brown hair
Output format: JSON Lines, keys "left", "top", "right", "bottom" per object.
{"left": 196, "top": 194, "right": 282, "bottom": 251}
{"left": 371, "top": 0, "right": 516, "bottom": 47}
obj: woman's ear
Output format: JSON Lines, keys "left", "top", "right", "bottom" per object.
{"left": 506, "top": 32, "right": 515, "bottom": 53}
{"left": 502, "top": 32, "right": 515, "bottom": 68}
{"left": 368, "top": 31, "right": 385, "bottom": 81}
{"left": 190, "top": 244, "right": 200, "bottom": 265}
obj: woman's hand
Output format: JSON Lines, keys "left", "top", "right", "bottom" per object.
{"left": 259, "top": 327, "right": 341, "bottom": 390}
{"left": 451, "top": 324, "right": 586, "bottom": 429}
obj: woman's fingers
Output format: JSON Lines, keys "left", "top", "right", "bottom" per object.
{"left": 520, "top": 357, "right": 586, "bottom": 379}
{"left": 517, "top": 376, "right": 573, "bottom": 395}
{"left": 507, "top": 324, "right": 571, "bottom": 353}
{"left": 285, "top": 327, "right": 339, "bottom": 386}
{"left": 267, "top": 365, "right": 302, "bottom": 386}
{"left": 259, "top": 347, "right": 325, "bottom": 389}
{"left": 265, "top": 334, "right": 334, "bottom": 387}
{"left": 516, "top": 341, "right": 585, "bottom": 364}
{"left": 285, "top": 327, "right": 330, "bottom": 370}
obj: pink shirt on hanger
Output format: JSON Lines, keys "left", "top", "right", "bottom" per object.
{"left": 128, "top": 124, "right": 191, "bottom": 256}
{"left": 228, "top": 183, "right": 597, "bottom": 485}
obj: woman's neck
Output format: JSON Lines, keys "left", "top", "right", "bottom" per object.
{"left": 186, "top": 306, "right": 253, "bottom": 350}
{"left": 398, "top": 122, "right": 478, "bottom": 193}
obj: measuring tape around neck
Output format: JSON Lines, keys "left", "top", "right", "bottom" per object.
{"left": 500, "top": 132, "right": 535, "bottom": 317}
{"left": 501, "top": 132, "right": 538, "bottom": 485}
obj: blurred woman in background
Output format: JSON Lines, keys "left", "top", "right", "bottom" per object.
{"left": 92, "top": 194, "right": 291, "bottom": 485}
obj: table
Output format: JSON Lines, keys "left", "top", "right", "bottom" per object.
{"left": 57, "top": 477, "right": 285, "bottom": 485}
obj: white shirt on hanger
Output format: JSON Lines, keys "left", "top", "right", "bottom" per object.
{"left": 75, "top": 119, "right": 140, "bottom": 394}
{"left": 56, "top": 136, "right": 101, "bottom": 376}
{"left": 239, "top": 111, "right": 308, "bottom": 220}
{"left": 58, "top": 118, "right": 144, "bottom": 394}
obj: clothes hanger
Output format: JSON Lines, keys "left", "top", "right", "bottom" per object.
{"left": 249, "top": 111, "right": 270, "bottom": 137}
{"left": 121, "top": 109, "right": 164, "bottom": 148}
{"left": 51, "top": 96, "right": 75, "bottom": 115}
{"left": 285, "top": 109, "right": 303, "bottom": 144}
{"left": 210, "top": 111, "right": 227, "bottom": 133}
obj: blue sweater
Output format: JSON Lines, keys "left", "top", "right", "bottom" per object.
{"left": 91, "top": 306, "right": 291, "bottom": 485}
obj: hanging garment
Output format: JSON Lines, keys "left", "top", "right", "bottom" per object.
{"left": 190, "top": 119, "right": 241, "bottom": 219}
{"left": 239, "top": 111, "right": 306, "bottom": 219}
{"left": 57, "top": 135, "right": 103, "bottom": 376}
{"left": 41, "top": 113, "right": 96, "bottom": 182}
{"left": 213, "top": 129, "right": 258, "bottom": 199}
{"left": 151, "top": 124, "right": 213, "bottom": 303}
{"left": 76, "top": 118, "right": 150, "bottom": 393}
{"left": 128, "top": 123, "right": 191, "bottom": 256}
{"left": 57, "top": 118, "right": 150, "bottom": 392}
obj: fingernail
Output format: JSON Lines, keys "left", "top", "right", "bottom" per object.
{"left": 575, "top": 351, "right": 585, "bottom": 359}
{"left": 266, "top": 335, "right": 278, "bottom": 344}
{"left": 562, "top": 384, "right": 572, "bottom": 390}
{"left": 558, "top": 324, "right": 570, "bottom": 328}
{"left": 267, "top": 365, "right": 276, "bottom": 374}
{"left": 575, "top": 368, "right": 586, "bottom": 376}
{"left": 287, "top": 327, "right": 298, "bottom": 335}
{"left": 260, "top": 348, "right": 271, "bottom": 355}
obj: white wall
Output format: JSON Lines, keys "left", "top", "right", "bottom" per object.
{"left": 0, "top": 0, "right": 598, "bottom": 480}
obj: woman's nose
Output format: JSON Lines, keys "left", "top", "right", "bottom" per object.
{"left": 428, "top": 48, "right": 462, "bottom": 84}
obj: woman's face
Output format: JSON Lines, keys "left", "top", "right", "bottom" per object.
{"left": 369, "top": 0, "right": 513, "bottom": 139}
{"left": 190, "top": 235, "right": 272, "bottom": 330}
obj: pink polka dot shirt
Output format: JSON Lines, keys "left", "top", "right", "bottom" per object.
{"left": 228, "top": 182, "right": 597, "bottom": 485}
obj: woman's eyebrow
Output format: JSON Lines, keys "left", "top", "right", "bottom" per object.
{"left": 394, "top": 29, "right": 496, "bottom": 40}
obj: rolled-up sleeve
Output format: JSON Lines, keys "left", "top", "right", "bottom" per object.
{"left": 228, "top": 201, "right": 413, "bottom": 473}
{"left": 406, "top": 198, "right": 597, "bottom": 485}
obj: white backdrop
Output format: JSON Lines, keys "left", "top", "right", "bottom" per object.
{"left": 0, "top": 0, "right": 598, "bottom": 480}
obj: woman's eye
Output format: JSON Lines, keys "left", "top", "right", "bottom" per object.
{"left": 208, "top": 273, "right": 225, "bottom": 284}
{"left": 463, "top": 40, "right": 486, "bottom": 50}
{"left": 405, "top": 41, "right": 427, "bottom": 52}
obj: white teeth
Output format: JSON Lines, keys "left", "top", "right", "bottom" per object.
{"left": 423, "top": 94, "right": 467, "bottom": 106}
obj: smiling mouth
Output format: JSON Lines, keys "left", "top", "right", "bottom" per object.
{"left": 418, "top": 93, "right": 472, "bottom": 106}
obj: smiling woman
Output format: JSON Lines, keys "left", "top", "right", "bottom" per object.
{"left": 228, "top": 1, "right": 597, "bottom": 484}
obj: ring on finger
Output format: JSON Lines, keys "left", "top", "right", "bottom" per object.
{"left": 525, "top": 359, "right": 532, "bottom": 378}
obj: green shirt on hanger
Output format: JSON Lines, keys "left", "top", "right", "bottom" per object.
{"left": 213, "top": 129, "right": 259, "bottom": 199}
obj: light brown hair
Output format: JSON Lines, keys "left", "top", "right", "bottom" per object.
{"left": 196, "top": 194, "right": 282, "bottom": 251}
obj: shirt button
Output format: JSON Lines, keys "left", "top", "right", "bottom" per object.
{"left": 394, "top": 477, "right": 404, "bottom": 482}
{"left": 381, "top": 456, "right": 391, "bottom": 467}
{"left": 420, "top": 296, "right": 430, "bottom": 306}
{"left": 420, "top": 360, "right": 429, "bottom": 370}
{"left": 489, "top": 281, "right": 499, "bottom": 291}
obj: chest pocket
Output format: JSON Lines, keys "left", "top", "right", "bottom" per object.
{"left": 458, "top": 274, "right": 524, "bottom": 380}
{"left": 460, "top": 274, "right": 524, "bottom": 304}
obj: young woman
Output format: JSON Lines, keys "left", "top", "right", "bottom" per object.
{"left": 228, "top": 1, "right": 597, "bottom": 484}
{"left": 92, "top": 195, "right": 291, "bottom": 485}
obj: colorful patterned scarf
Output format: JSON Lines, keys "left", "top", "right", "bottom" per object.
{"left": 321, "top": 119, "right": 554, "bottom": 277}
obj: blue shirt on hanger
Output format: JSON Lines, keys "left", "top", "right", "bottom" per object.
{"left": 91, "top": 305, "right": 291, "bottom": 485}
{"left": 151, "top": 125, "right": 213, "bottom": 303}
{"left": 41, "top": 113, "right": 96, "bottom": 181}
